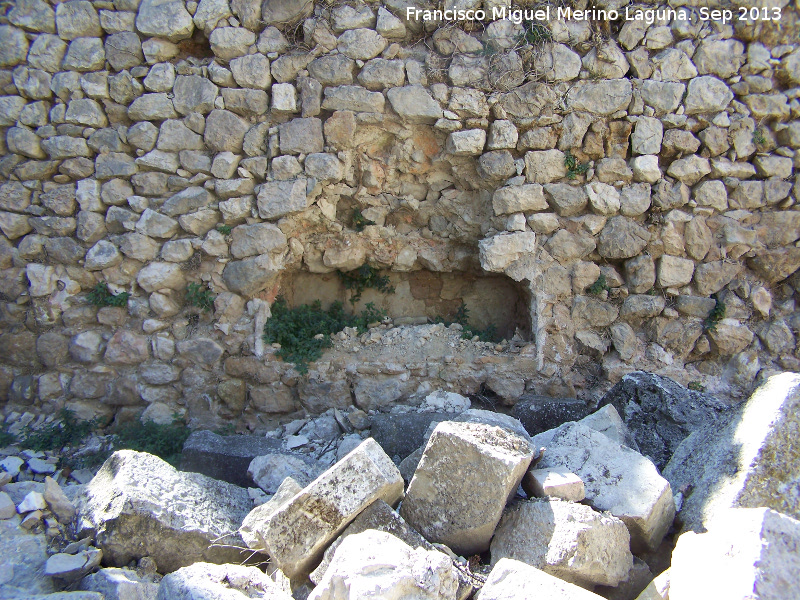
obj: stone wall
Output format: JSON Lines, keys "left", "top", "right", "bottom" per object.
{"left": 0, "top": 0, "right": 799, "bottom": 431}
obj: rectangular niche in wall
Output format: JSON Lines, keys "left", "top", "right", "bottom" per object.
{"left": 279, "top": 271, "right": 531, "bottom": 342}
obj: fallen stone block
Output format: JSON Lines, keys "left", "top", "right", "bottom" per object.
{"left": 180, "top": 429, "right": 283, "bottom": 487}
{"left": 239, "top": 438, "right": 404, "bottom": 579}
{"left": 157, "top": 562, "right": 293, "bottom": 600}
{"left": 79, "top": 567, "right": 160, "bottom": 600}
{"left": 532, "top": 422, "right": 675, "bottom": 553}
{"left": 664, "top": 372, "right": 800, "bottom": 533}
{"left": 309, "top": 500, "right": 475, "bottom": 600}
{"left": 601, "top": 371, "right": 730, "bottom": 469}
{"left": 45, "top": 548, "right": 103, "bottom": 581}
{"left": 595, "top": 557, "right": 654, "bottom": 600}
{"left": 400, "top": 421, "right": 534, "bottom": 556}
{"left": 75, "top": 450, "right": 257, "bottom": 572}
{"left": 670, "top": 507, "right": 800, "bottom": 600}
{"left": 370, "top": 411, "right": 450, "bottom": 460}
{"left": 577, "top": 404, "right": 633, "bottom": 447}
{"left": 0, "top": 517, "right": 57, "bottom": 597}
{"left": 490, "top": 498, "right": 633, "bottom": 587}
{"left": 522, "top": 468, "right": 585, "bottom": 502}
{"left": 479, "top": 558, "right": 607, "bottom": 599}
{"left": 248, "top": 452, "right": 324, "bottom": 494}
{"left": 307, "top": 530, "right": 459, "bottom": 600}
{"left": 513, "top": 395, "right": 595, "bottom": 436}
{"left": 44, "top": 476, "right": 76, "bottom": 524}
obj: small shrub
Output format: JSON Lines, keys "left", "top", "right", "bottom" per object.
{"left": 186, "top": 282, "right": 215, "bottom": 312}
{"left": 87, "top": 282, "right": 130, "bottom": 308}
{"left": 216, "top": 224, "right": 232, "bottom": 235}
{"left": 564, "top": 150, "right": 590, "bottom": 180}
{"left": 20, "top": 409, "right": 95, "bottom": 452}
{"left": 264, "top": 298, "right": 386, "bottom": 374}
{"left": 586, "top": 274, "right": 609, "bottom": 295}
{"left": 352, "top": 209, "right": 375, "bottom": 232}
{"left": 113, "top": 418, "right": 191, "bottom": 467}
{"left": 0, "top": 424, "right": 16, "bottom": 447}
{"left": 338, "top": 264, "right": 395, "bottom": 304}
{"left": 752, "top": 128, "right": 767, "bottom": 145}
{"left": 703, "top": 294, "right": 726, "bottom": 332}
{"left": 516, "top": 20, "right": 552, "bottom": 46}
{"left": 435, "top": 301, "right": 498, "bottom": 343}
{"left": 688, "top": 381, "right": 706, "bottom": 392}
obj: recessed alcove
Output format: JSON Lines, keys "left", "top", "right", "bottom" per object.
{"left": 278, "top": 270, "right": 532, "bottom": 341}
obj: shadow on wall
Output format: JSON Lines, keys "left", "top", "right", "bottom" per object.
{"left": 279, "top": 270, "right": 532, "bottom": 341}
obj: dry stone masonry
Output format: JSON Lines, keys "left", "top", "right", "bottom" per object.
{"left": 0, "top": 0, "right": 799, "bottom": 436}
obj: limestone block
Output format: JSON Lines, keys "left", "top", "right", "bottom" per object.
{"left": 478, "top": 232, "right": 535, "bottom": 272}
{"left": 399, "top": 421, "right": 534, "bottom": 556}
{"left": 670, "top": 508, "right": 800, "bottom": 600}
{"left": 490, "top": 498, "right": 633, "bottom": 587}
{"left": 523, "top": 469, "right": 585, "bottom": 502}
{"left": 480, "top": 558, "right": 607, "bottom": 600}
{"left": 157, "top": 562, "right": 292, "bottom": 600}
{"left": 664, "top": 373, "right": 800, "bottom": 533}
{"left": 532, "top": 422, "right": 675, "bottom": 553}
{"left": 239, "top": 438, "right": 403, "bottom": 578}
{"left": 308, "top": 530, "right": 458, "bottom": 600}
{"left": 75, "top": 450, "right": 257, "bottom": 572}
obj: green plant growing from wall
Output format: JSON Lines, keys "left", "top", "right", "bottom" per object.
{"left": 564, "top": 150, "right": 590, "bottom": 179}
{"left": 516, "top": 20, "right": 552, "bottom": 46}
{"left": 87, "top": 282, "right": 130, "bottom": 307}
{"left": 434, "top": 301, "right": 498, "bottom": 343}
{"left": 113, "top": 417, "right": 191, "bottom": 467}
{"left": 752, "top": 128, "right": 767, "bottom": 146}
{"left": 338, "top": 264, "right": 395, "bottom": 304}
{"left": 216, "top": 224, "right": 232, "bottom": 235}
{"left": 352, "top": 209, "right": 375, "bottom": 232}
{"left": 186, "top": 282, "right": 215, "bottom": 312}
{"left": 703, "top": 294, "right": 726, "bottom": 332}
{"left": 586, "top": 274, "right": 609, "bottom": 295}
{"left": 688, "top": 381, "right": 706, "bottom": 392}
{"left": 19, "top": 409, "right": 95, "bottom": 451}
{"left": 263, "top": 298, "right": 386, "bottom": 374}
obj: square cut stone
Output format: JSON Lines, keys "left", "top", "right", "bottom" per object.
{"left": 524, "top": 468, "right": 586, "bottom": 502}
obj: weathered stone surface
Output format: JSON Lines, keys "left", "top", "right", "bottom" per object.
{"left": 222, "top": 254, "right": 282, "bottom": 296}
{"left": 684, "top": 76, "right": 733, "bottom": 114}
{"left": 400, "top": 421, "right": 533, "bottom": 556}
{"left": 257, "top": 178, "right": 310, "bottom": 220}
{"left": 240, "top": 438, "right": 403, "bottom": 578}
{"left": 0, "top": 515, "right": 56, "bottom": 595}
{"left": 664, "top": 373, "right": 800, "bottom": 534}
{"left": 446, "top": 129, "right": 486, "bottom": 156}
{"left": 386, "top": 85, "right": 442, "bottom": 123}
{"left": 533, "top": 422, "right": 675, "bottom": 553}
{"left": 248, "top": 453, "right": 323, "bottom": 494}
{"left": 544, "top": 183, "right": 588, "bottom": 216}
{"left": 512, "top": 395, "right": 594, "bottom": 436}
{"left": 181, "top": 429, "right": 283, "bottom": 488}
{"left": 278, "top": 117, "right": 323, "bottom": 155}
{"left": 261, "top": 0, "right": 313, "bottom": 25}
{"left": 670, "top": 507, "right": 800, "bottom": 600}
{"left": 748, "top": 248, "right": 800, "bottom": 284}
{"left": 601, "top": 372, "right": 730, "bottom": 470}
{"left": 479, "top": 231, "right": 535, "bottom": 272}
{"left": 308, "top": 530, "right": 458, "bottom": 600}
{"left": 491, "top": 498, "right": 633, "bottom": 587}
{"left": 79, "top": 567, "right": 160, "bottom": 600}
{"left": 493, "top": 184, "right": 547, "bottom": 215}
{"left": 204, "top": 109, "right": 249, "bottom": 153}
{"left": 566, "top": 79, "right": 632, "bottom": 115}
{"left": 598, "top": 216, "right": 650, "bottom": 259}
{"left": 322, "top": 85, "right": 385, "bottom": 113}
{"left": 480, "top": 558, "right": 606, "bottom": 600}
{"left": 136, "top": 0, "right": 194, "bottom": 42}
{"left": 158, "top": 562, "right": 292, "bottom": 600}
{"left": 76, "top": 450, "right": 257, "bottom": 572}
{"left": 525, "top": 150, "right": 566, "bottom": 184}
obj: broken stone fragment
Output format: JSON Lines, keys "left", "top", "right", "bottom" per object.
{"left": 44, "top": 475, "right": 76, "bottom": 523}
{"left": 239, "top": 438, "right": 403, "bottom": 579}
{"left": 400, "top": 421, "right": 534, "bottom": 556}
{"left": 523, "top": 468, "right": 585, "bottom": 502}
{"left": 308, "top": 530, "right": 458, "bottom": 600}
{"left": 45, "top": 547, "right": 103, "bottom": 581}
{"left": 490, "top": 498, "right": 633, "bottom": 587}
{"left": 532, "top": 422, "right": 675, "bottom": 553}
